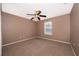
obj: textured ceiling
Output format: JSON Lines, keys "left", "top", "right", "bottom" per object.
{"left": 2, "top": 3, "right": 74, "bottom": 20}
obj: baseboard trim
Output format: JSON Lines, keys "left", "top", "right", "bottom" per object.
{"left": 37, "top": 36, "right": 71, "bottom": 45}
{"left": 2, "top": 37, "right": 36, "bottom": 47}
{"left": 70, "top": 45, "right": 76, "bottom": 56}
{"left": 3, "top": 36, "right": 71, "bottom": 46}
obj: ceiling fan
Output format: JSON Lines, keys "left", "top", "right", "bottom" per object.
{"left": 27, "top": 10, "right": 46, "bottom": 21}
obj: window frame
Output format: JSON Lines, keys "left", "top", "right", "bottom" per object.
{"left": 44, "top": 21, "right": 52, "bottom": 35}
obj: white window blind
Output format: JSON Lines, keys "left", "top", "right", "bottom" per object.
{"left": 44, "top": 21, "right": 52, "bottom": 35}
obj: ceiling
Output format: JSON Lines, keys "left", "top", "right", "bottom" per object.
{"left": 2, "top": 3, "right": 74, "bottom": 20}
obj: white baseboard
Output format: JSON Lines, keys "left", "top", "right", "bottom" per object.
{"left": 37, "top": 36, "right": 71, "bottom": 45}
{"left": 2, "top": 36, "right": 71, "bottom": 46}
{"left": 70, "top": 45, "right": 76, "bottom": 56}
{"left": 2, "top": 37, "right": 36, "bottom": 47}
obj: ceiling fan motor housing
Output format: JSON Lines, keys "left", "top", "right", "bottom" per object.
{"left": 36, "top": 10, "right": 42, "bottom": 15}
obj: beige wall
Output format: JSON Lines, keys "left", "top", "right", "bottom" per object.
{"left": 2, "top": 12, "right": 37, "bottom": 45}
{"left": 37, "top": 14, "right": 70, "bottom": 42}
{"left": 70, "top": 3, "right": 79, "bottom": 55}
{"left": 2, "top": 11, "right": 71, "bottom": 48}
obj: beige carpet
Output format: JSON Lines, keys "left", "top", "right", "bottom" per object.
{"left": 2, "top": 38, "right": 74, "bottom": 56}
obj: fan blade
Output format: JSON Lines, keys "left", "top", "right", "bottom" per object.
{"left": 31, "top": 17, "right": 34, "bottom": 20}
{"left": 37, "top": 17, "right": 40, "bottom": 20}
{"left": 27, "top": 14, "right": 35, "bottom": 16}
{"left": 39, "top": 15, "right": 46, "bottom": 17}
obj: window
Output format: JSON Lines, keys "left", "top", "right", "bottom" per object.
{"left": 44, "top": 21, "right": 52, "bottom": 35}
